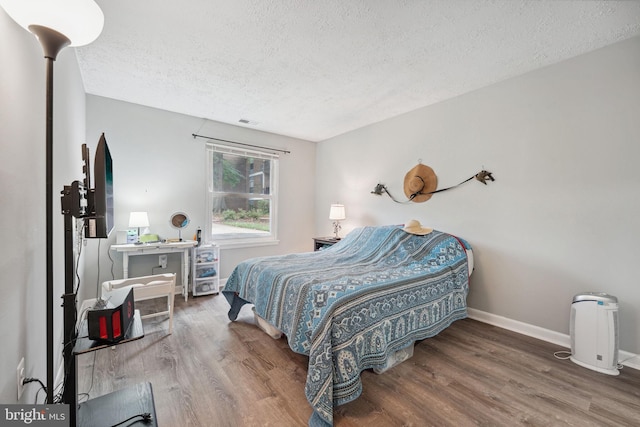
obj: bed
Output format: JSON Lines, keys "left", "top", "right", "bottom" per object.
{"left": 223, "top": 225, "right": 472, "bottom": 427}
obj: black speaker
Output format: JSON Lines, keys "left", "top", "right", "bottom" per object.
{"left": 87, "top": 287, "right": 135, "bottom": 343}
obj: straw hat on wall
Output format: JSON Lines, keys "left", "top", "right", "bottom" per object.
{"left": 403, "top": 163, "right": 437, "bottom": 202}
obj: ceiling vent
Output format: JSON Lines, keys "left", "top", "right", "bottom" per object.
{"left": 238, "top": 118, "right": 259, "bottom": 125}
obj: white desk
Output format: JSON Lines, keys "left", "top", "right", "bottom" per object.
{"left": 110, "top": 241, "right": 197, "bottom": 300}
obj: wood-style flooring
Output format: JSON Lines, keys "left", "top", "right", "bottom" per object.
{"left": 77, "top": 294, "right": 640, "bottom": 426}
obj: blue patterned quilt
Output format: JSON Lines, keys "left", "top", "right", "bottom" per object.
{"left": 223, "top": 225, "right": 471, "bottom": 427}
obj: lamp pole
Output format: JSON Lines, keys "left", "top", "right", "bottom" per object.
{"left": 0, "top": 0, "right": 104, "bottom": 411}
{"left": 30, "top": 24, "right": 71, "bottom": 405}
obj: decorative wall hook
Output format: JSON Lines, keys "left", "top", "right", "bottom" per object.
{"left": 371, "top": 183, "right": 386, "bottom": 195}
{"left": 371, "top": 168, "right": 495, "bottom": 203}
{"left": 475, "top": 170, "right": 495, "bottom": 185}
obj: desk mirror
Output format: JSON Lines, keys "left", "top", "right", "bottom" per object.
{"left": 170, "top": 212, "right": 190, "bottom": 241}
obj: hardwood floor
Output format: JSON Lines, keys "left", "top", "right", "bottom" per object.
{"left": 77, "top": 294, "right": 640, "bottom": 426}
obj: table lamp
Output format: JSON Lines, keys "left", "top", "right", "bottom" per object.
{"left": 329, "top": 204, "right": 346, "bottom": 239}
{"left": 129, "top": 212, "right": 150, "bottom": 243}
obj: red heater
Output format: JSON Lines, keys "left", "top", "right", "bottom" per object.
{"left": 87, "top": 287, "right": 135, "bottom": 342}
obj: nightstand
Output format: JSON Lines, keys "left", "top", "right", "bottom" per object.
{"left": 313, "top": 237, "right": 340, "bottom": 251}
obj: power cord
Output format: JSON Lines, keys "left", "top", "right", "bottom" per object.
{"left": 107, "top": 243, "right": 115, "bottom": 280}
{"left": 56, "top": 218, "right": 85, "bottom": 404}
{"left": 553, "top": 350, "right": 571, "bottom": 360}
{"left": 22, "top": 378, "right": 47, "bottom": 404}
{"left": 52, "top": 380, "right": 65, "bottom": 405}
{"left": 616, "top": 354, "right": 638, "bottom": 370}
{"left": 110, "top": 412, "right": 152, "bottom": 426}
{"left": 95, "top": 238, "right": 102, "bottom": 299}
{"left": 75, "top": 218, "right": 85, "bottom": 293}
{"left": 77, "top": 351, "right": 98, "bottom": 403}
{"left": 554, "top": 350, "right": 634, "bottom": 371}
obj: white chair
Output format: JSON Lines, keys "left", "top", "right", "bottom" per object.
{"left": 101, "top": 273, "right": 176, "bottom": 334}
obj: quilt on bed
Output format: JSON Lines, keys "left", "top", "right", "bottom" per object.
{"left": 223, "top": 225, "right": 471, "bottom": 427}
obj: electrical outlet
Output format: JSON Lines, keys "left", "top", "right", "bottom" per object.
{"left": 17, "top": 357, "right": 25, "bottom": 400}
{"left": 159, "top": 255, "right": 167, "bottom": 269}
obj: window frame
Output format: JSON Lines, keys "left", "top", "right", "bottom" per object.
{"left": 205, "top": 143, "right": 279, "bottom": 248}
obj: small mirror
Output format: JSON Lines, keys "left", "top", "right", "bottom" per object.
{"left": 170, "top": 212, "right": 190, "bottom": 241}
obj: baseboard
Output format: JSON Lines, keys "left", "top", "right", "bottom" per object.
{"left": 467, "top": 308, "right": 640, "bottom": 371}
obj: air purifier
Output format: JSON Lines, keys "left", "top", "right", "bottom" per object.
{"left": 570, "top": 292, "right": 619, "bottom": 376}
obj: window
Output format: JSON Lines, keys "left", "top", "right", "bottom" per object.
{"left": 205, "top": 143, "right": 279, "bottom": 246}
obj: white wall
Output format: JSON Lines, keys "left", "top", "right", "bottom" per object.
{"left": 83, "top": 96, "right": 316, "bottom": 302}
{"left": 316, "top": 36, "right": 640, "bottom": 354}
{"left": 0, "top": 9, "right": 88, "bottom": 402}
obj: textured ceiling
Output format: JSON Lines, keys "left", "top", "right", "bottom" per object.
{"left": 75, "top": 1, "right": 640, "bottom": 142}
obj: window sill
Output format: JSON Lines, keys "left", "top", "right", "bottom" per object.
{"left": 213, "top": 238, "right": 280, "bottom": 250}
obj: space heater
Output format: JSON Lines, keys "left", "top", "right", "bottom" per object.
{"left": 570, "top": 292, "right": 619, "bottom": 376}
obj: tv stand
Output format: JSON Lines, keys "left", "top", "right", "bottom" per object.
{"left": 72, "top": 309, "right": 158, "bottom": 427}
{"left": 61, "top": 173, "right": 158, "bottom": 427}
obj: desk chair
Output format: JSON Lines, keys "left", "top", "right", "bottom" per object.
{"left": 102, "top": 273, "right": 176, "bottom": 334}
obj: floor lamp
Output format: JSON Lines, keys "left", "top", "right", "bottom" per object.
{"left": 0, "top": 0, "right": 103, "bottom": 404}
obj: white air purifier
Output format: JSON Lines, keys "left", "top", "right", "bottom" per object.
{"left": 570, "top": 292, "right": 619, "bottom": 376}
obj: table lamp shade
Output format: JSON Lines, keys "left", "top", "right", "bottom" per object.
{"left": 329, "top": 204, "right": 346, "bottom": 221}
{"left": 0, "top": 0, "right": 104, "bottom": 46}
{"left": 129, "top": 212, "right": 150, "bottom": 228}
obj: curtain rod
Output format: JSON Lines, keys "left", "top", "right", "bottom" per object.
{"left": 192, "top": 133, "right": 291, "bottom": 154}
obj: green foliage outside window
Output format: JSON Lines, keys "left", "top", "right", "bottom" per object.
{"left": 209, "top": 147, "right": 275, "bottom": 237}
{"left": 223, "top": 158, "right": 243, "bottom": 187}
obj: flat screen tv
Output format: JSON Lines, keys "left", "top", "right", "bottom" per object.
{"left": 85, "top": 133, "right": 114, "bottom": 238}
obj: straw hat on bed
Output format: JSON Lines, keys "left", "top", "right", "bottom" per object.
{"left": 402, "top": 219, "right": 433, "bottom": 235}
{"left": 404, "top": 163, "right": 437, "bottom": 203}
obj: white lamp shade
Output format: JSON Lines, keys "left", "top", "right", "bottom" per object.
{"left": 0, "top": 0, "right": 104, "bottom": 46}
{"left": 129, "top": 212, "right": 150, "bottom": 228}
{"left": 329, "top": 204, "right": 346, "bottom": 221}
